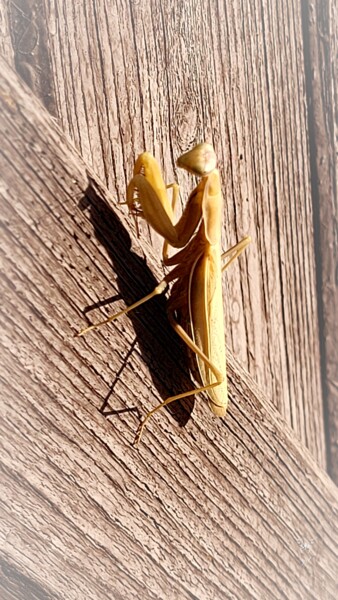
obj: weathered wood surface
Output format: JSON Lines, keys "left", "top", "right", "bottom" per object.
{"left": 2, "top": 0, "right": 326, "bottom": 467}
{"left": 301, "top": 0, "right": 338, "bottom": 481}
{"left": 1, "top": 57, "right": 338, "bottom": 600}
{"left": 0, "top": 4, "right": 13, "bottom": 67}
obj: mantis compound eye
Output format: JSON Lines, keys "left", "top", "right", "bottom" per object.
{"left": 76, "top": 143, "right": 250, "bottom": 444}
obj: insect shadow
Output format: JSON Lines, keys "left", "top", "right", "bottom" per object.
{"left": 78, "top": 175, "right": 195, "bottom": 430}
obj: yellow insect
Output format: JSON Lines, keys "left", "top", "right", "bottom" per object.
{"left": 77, "top": 143, "right": 250, "bottom": 445}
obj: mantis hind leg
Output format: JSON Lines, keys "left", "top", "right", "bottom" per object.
{"left": 221, "top": 236, "right": 251, "bottom": 272}
{"left": 134, "top": 311, "right": 224, "bottom": 446}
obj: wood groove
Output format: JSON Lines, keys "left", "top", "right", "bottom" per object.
{"left": 0, "top": 2, "right": 337, "bottom": 596}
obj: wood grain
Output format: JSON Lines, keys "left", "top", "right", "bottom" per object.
{"left": 301, "top": 0, "right": 338, "bottom": 481}
{"left": 0, "top": 57, "right": 337, "bottom": 600}
{"left": 0, "top": 4, "right": 14, "bottom": 67}
{"left": 5, "top": 0, "right": 56, "bottom": 116}
{"left": 1, "top": 0, "right": 326, "bottom": 466}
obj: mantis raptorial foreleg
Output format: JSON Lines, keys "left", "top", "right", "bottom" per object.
{"left": 127, "top": 146, "right": 216, "bottom": 263}
{"left": 77, "top": 143, "right": 251, "bottom": 445}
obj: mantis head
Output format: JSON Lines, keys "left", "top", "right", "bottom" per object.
{"left": 176, "top": 143, "right": 217, "bottom": 177}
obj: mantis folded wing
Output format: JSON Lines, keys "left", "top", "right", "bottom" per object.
{"left": 77, "top": 143, "right": 250, "bottom": 445}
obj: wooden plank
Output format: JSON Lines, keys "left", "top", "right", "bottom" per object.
{"left": 0, "top": 57, "right": 337, "bottom": 600}
{"left": 4, "top": 0, "right": 325, "bottom": 466}
{"left": 0, "top": 3, "right": 14, "bottom": 66}
{"left": 301, "top": 0, "right": 338, "bottom": 482}
{"left": 4, "top": 0, "right": 56, "bottom": 115}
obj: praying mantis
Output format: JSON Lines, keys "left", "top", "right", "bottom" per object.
{"left": 77, "top": 143, "right": 250, "bottom": 445}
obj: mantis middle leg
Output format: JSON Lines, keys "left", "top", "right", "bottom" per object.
{"left": 221, "top": 236, "right": 251, "bottom": 272}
